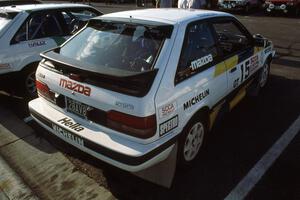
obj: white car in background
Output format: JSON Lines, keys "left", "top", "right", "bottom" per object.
{"left": 0, "top": 4, "right": 102, "bottom": 97}
{"left": 29, "top": 9, "right": 274, "bottom": 172}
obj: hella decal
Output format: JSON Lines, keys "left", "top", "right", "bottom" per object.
{"left": 52, "top": 124, "right": 84, "bottom": 146}
{"left": 28, "top": 41, "right": 46, "bottom": 48}
{"left": 190, "top": 54, "right": 213, "bottom": 71}
{"left": 57, "top": 117, "right": 84, "bottom": 132}
{"left": 183, "top": 89, "right": 209, "bottom": 110}
{"left": 59, "top": 78, "right": 91, "bottom": 96}
{"left": 159, "top": 115, "right": 178, "bottom": 136}
{"left": 159, "top": 102, "right": 177, "bottom": 119}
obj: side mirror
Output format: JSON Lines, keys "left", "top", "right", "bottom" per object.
{"left": 253, "top": 34, "right": 267, "bottom": 47}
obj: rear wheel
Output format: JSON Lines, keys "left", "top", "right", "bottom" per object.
{"left": 178, "top": 114, "right": 207, "bottom": 167}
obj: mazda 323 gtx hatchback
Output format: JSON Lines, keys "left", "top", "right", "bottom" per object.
{"left": 29, "top": 9, "right": 275, "bottom": 172}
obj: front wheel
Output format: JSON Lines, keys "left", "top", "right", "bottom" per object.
{"left": 20, "top": 65, "right": 37, "bottom": 98}
{"left": 178, "top": 115, "right": 207, "bottom": 167}
{"left": 248, "top": 61, "right": 270, "bottom": 97}
{"left": 259, "top": 61, "right": 270, "bottom": 88}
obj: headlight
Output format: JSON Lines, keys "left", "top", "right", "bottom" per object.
{"left": 280, "top": 4, "right": 286, "bottom": 9}
{"left": 269, "top": 3, "right": 275, "bottom": 9}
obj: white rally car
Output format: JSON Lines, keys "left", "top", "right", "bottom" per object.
{"left": 0, "top": 4, "right": 101, "bottom": 97}
{"left": 29, "top": 9, "right": 275, "bottom": 172}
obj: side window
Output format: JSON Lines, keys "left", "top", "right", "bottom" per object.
{"left": 176, "top": 22, "right": 219, "bottom": 83}
{"left": 212, "top": 20, "right": 251, "bottom": 57}
{"left": 13, "top": 12, "right": 64, "bottom": 43}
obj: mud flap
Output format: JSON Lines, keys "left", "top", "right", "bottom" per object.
{"left": 132, "top": 142, "right": 178, "bottom": 188}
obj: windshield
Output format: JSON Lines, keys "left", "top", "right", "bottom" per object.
{"left": 59, "top": 21, "right": 167, "bottom": 73}
{"left": 0, "top": 11, "right": 18, "bottom": 30}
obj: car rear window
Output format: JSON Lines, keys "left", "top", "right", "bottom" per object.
{"left": 59, "top": 21, "right": 170, "bottom": 74}
{"left": 0, "top": 11, "right": 18, "bottom": 30}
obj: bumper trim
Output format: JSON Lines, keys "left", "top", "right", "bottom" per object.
{"left": 29, "top": 109, "right": 178, "bottom": 166}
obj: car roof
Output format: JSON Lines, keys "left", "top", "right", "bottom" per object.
{"left": 1, "top": 3, "right": 93, "bottom": 12}
{"left": 100, "top": 8, "right": 233, "bottom": 25}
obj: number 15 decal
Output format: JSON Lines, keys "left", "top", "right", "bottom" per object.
{"left": 240, "top": 60, "right": 250, "bottom": 82}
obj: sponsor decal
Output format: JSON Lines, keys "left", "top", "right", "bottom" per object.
{"left": 264, "top": 46, "right": 272, "bottom": 54}
{"left": 183, "top": 89, "right": 209, "bottom": 110}
{"left": 28, "top": 41, "right": 46, "bottom": 48}
{"left": 249, "top": 55, "right": 259, "bottom": 73}
{"left": 59, "top": 78, "right": 91, "bottom": 96}
{"left": 159, "top": 115, "right": 178, "bottom": 136}
{"left": 57, "top": 117, "right": 84, "bottom": 132}
{"left": 159, "top": 102, "right": 177, "bottom": 119}
{"left": 37, "top": 72, "right": 45, "bottom": 79}
{"left": 52, "top": 123, "right": 84, "bottom": 146}
{"left": 190, "top": 54, "right": 213, "bottom": 71}
{"left": 115, "top": 101, "right": 134, "bottom": 110}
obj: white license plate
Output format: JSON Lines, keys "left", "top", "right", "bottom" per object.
{"left": 66, "top": 97, "right": 90, "bottom": 118}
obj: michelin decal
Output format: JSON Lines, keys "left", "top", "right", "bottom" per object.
{"left": 183, "top": 89, "right": 209, "bottom": 110}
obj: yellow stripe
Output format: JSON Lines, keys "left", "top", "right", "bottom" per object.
{"left": 209, "top": 101, "right": 224, "bottom": 130}
{"left": 214, "top": 62, "right": 226, "bottom": 77}
{"left": 254, "top": 47, "right": 264, "bottom": 54}
{"left": 229, "top": 89, "right": 246, "bottom": 111}
{"left": 224, "top": 55, "right": 238, "bottom": 70}
{"left": 229, "top": 80, "right": 254, "bottom": 110}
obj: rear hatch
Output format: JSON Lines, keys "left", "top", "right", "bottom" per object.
{"left": 37, "top": 18, "right": 173, "bottom": 140}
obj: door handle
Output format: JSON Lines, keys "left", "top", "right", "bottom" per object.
{"left": 230, "top": 67, "right": 237, "bottom": 73}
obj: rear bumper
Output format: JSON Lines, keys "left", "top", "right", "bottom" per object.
{"left": 28, "top": 98, "right": 177, "bottom": 172}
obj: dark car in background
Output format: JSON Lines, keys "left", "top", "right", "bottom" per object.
{"left": 264, "top": 0, "right": 300, "bottom": 15}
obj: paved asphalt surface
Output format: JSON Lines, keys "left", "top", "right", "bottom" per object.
{"left": 1, "top": 3, "right": 300, "bottom": 200}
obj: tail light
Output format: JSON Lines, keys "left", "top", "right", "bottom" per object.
{"left": 36, "top": 80, "right": 56, "bottom": 103}
{"left": 107, "top": 111, "right": 157, "bottom": 139}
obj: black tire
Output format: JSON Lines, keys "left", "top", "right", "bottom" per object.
{"left": 177, "top": 114, "right": 208, "bottom": 168}
{"left": 19, "top": 64, "right": 38, "bottom": 99}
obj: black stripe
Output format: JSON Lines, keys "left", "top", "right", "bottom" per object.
{"left": 30, "top": 109, "right": 178, "bottom": 166}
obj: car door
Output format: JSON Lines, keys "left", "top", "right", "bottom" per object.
{"left": 9, "top": 11, "right": 65, "bottom": 70}
{"left": 155, "top": 20, "right": 228, "bottom": 136}
{"left": 211, "top": 18, "right": 258, "bottom": 95}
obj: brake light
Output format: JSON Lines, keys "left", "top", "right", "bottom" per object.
{"left": 107, "top": 111, "right": 157, "bottom": 139}
{"left": 36, "top": 80, "right": 55, "bottom": 102}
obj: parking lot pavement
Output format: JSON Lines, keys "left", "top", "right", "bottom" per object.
{"left": 247, "top": 130, "right": 300, "bottom": 200}
{"left": 1, "top": 4, "right": 300, "bottom": 200}
{"left": 0, "top": 105, "right": 114, "bottom": 200}
{"left": 0, "top": 155, "right": 38, "bottom": 200}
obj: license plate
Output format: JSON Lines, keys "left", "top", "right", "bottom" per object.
{"left": 52, "top": 123, "right": 84, "bottom": 147}
{"left": 66, "top": 97, "right": 90, "bottom": 118}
